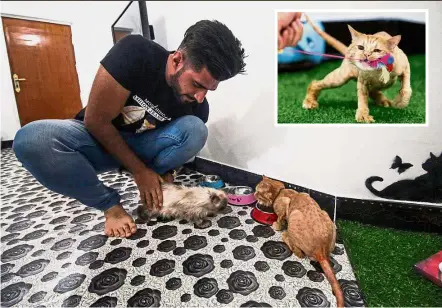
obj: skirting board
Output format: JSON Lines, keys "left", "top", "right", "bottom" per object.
{"left": 1, "top": 140, "right": 13, "bottom": 149}
{"left": 191, "top": 157, "right": 442, "bottom": 234}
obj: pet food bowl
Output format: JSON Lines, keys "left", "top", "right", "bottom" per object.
{"left": 251, "top": 203, "right": 278, "bottom": 225}
{"left": 223, "top": 186, "right": 257, "bottom": 206}
{"left": 198, "top": 175, "right": 225, "bottom": 189}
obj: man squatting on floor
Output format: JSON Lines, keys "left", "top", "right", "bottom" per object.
{"left": 13, "top": 20, "right": 247, "bottom": 238}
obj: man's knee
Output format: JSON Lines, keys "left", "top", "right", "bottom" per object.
{"left": 177, "top": 115, "right": 208, "bottom": 150}
{"left": 13, "top": 120, "right": 46, "bottom": 163}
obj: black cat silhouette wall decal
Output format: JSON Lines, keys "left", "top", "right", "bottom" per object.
{"left": 365, "top": 152, "right": 442, "bottom": 203}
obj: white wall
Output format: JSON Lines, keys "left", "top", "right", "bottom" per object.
{"left": 145, "top": 1, "right": 441, "bottom": 203}
{"left": 1, "top": 1, "right": 440, "bottom": 203}
{"left": 0, "top": 1, "right": 129, "bottom": 140}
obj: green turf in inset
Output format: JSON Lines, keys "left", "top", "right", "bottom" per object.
{"left": 278, "top": 54, "right": 426, "bottom": 124}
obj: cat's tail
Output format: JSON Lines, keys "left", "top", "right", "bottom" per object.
{"left": 304, "top": 14, "right": 348, "bottom": 55}
{"left": 365, "top": 176, "right": 384, "bottom": 197}
{"left": 317, "top": 255, "right": 344, "bottom": 308}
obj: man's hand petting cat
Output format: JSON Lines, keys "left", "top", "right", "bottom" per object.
{"left": 133, "top": 167, "right": 163, "bottom": 211}
{"left": 278, "top": 12, "right": 304, "bottom": 50}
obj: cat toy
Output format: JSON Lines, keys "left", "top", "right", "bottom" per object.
{"left": 278, "top": 49, "right": 395, "bottom": 83}
{"left": 198, "top": 175, "right": 225, "bottom": 189}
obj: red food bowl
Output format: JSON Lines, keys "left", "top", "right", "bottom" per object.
{"left": 251, "top": 203, "right": 278, "bottom": 225}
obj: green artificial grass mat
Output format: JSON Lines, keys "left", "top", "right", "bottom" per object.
{"left": 337, "top": 219, "right": 442, "bottom": 307}
{"left": 278, "top": 54, "right": 426, "bottom": 124}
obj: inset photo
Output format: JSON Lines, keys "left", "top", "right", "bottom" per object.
{"left": 276, "top": 10, "right": 427, "bottom": 125}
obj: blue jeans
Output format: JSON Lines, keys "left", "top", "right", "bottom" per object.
{"left": 13, "top": 115, "right": 207, "bottom": 211}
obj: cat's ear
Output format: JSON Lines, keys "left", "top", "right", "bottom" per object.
{"left": 387, "top": 35, "right": 401, "bottom": 50}
{"left": 430, "top": 152, "right": 436, "bottom": 159}
{"left": 348, "top": 25, "right": 362, "bottom": 41}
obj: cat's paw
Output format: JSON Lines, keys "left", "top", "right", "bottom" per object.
{"left": 375, "top": 98, "right": 392, "bottom": 107}
{"left": 355, "top": 109, "right": 375, "bottom": 123}
{"left": 302, "top": 98, "right": 319, "bottom": 109}
{"left": 392, "top": 89, "right": 412, "bottom": 109}
{"left": 272, "top": 221, "right": 282, "bottom": 231}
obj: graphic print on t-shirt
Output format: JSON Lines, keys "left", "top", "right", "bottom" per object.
{"left": 121, "top": 94, "right": 172, "bottom": 133}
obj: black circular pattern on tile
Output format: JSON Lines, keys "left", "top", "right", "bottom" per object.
{"left": 238, "top": 210, "right": 248, "bottom": 216}
{"left": 0, "top": 282, "right": 32, "bottom": 307}
{"left": 282, "top": 261, "right": 307, "bottom": 278}
{"left": 75, "top": 252, "right": 99, "bottom": 266}
{"left": 133, "top": 258, "right": 146, "bottom": 267}
{"left": 137, "top": 240, "right": 150, "bottom": 248}
{"left": 41, "top": 237, "right": 54, "bottom": 244}
{"left": 90, "top": 296, "right": 118, "bottom": 307}
{"left": 104, "top": 247, "right": 132, "bottom": 264}
{"left": 184, "top": 235, "right": 207, "bottom": 250}
{"left": 220, "top": 259, "right": 233, "bottom": 268}
{"left": 28, "top": 291, "right": 47, "bottom": 303}
{"left": 157, "top": 240, "right": 176, "bottom": 252}
{"left": 150, "top": 259, "right": 175, "bottom": 277}
{"left": 339, "top": 279, "right": 365, "bottom": 307}
{"left": 296, "top": 287, "right": 330, "bottom": 307}
{"left": 275, "top": 274, "right": 285, "bottom": 282}
{"left": 229, "top": 229, "right": 247, "bottom": 240}
{"left": 182, "top": 228, "right": 192, "bottom": 235}
{"left": 213, "top": 245, "right": 225, "bottom": 253}
{"left": 246, "top": 235, "right": 258, "bottom": 243}
{"left": 217, "top": 289, "right": 234, "bottom": 304}
{"left": 221, "top": 237, "right": 229, "bottom": 242}
{"left": 208, "top": 229, "right": 220, "bottom": 236}
{"left": 1, "top": 273, "right": 15, "bottom": 283}
{"left": 227, "top": 270, "right": 259, "bottom": 295}
{"left": 89, "top": 260, "right": 105, "bottom": 270}
{"left": 49, "top": 216, "right": 70, "bottom": 225}
{"left": 194, "top": 219, "right": 212, "bottom": 229}
{"left": 183, "top": 254, "right": 214, "bottom": 277}
{"left": 110, "top": 239, "right": 122, "bottom": 246}
{"left": 51, "top": 238, "right": 76, "bottom": 251}
{"left": 77, "top": 234, "right": 108, "bottom": 251}
{"left": 17, "top": 259, "right": 50, "bottom": 277}
{"left": 57, "top": 251, "right": 72, "bottom": 260}
{"left": 260, "top": 241, "right": 292, "bottom": 260}
{"left": 1, "top": 233, "right": 20, "bottom": 243}
{"left": 5, "top": 220, "right": 35, "bottom": 232}
{"left": 254, "top": 261, "right": 270, "bottom": 272}
{"left": 88, "top": 268, "right": 127, "bottom": 296}
{"left": 252, "top": 225, "right": 275, "bottom": 238}
{"left": 62, "top": 295, "right": 82, "bottom": 307}
{"left": 166, "top": 278, "right": 182, "bottom": 290}
{"left": 173, "top": 247, "right": 186, "bottom": 256}
{"left": 22, "top": 229, "right": 48, "bottom": 241}
{"left": 332, "top": 246, "right": 344, "bottom": 255}
{"left": 1, "top": 263, "right": 15, "bottom": 275}
{"left": 152, "top": 225, "right": 177, "bottom": 240}
{"left": 41, "top": 271, "right": 58, "bottom": 282}
{"left": 269, "top": 286, "right": 286, "bottom": 300}
{"left": 127, "top": 228, "right": 147, "bottom": 240}
{"left": 1, "top": 244, "right": 34, "bottom": 262}
{"left": 53, "top": 273, "right": 86, "bottom": 293}
{"left": 217, "top": 216, "right": 241, "bottom": 229}
{"left": 193, "top": 277, "right": 219, "bottom": 298}
{"left": 6, "top": 239, "right": 20, "bottom": 246}
{"left": 245, "top": 219, "right": 255, "bottom": 224}
{"left": 71, "top": 213, "right": 95, "bottom": 224}
{"left": 307, "top": 270, "right": 325, "bottom": 282}
{"left": 181, "top": 293, "right": 191, "bottom": 302}
{"left": 146, "top": 250, "right": 154, "bottom": 255}
{"left": 127, "top": 288, "right": 161, "bottom": 307}
{"left": 233, "top": 245, "right": 256, "bottom": 261}
{"left": 131, "top": 275, "right": 145, "bottom": 286}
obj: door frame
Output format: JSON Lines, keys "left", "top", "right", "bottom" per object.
{"left": 1, "top": 13, "right": 81, "bottom": 127}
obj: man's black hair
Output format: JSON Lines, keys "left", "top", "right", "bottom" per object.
{"left": 178, "top": 20, "right": 247, "bottom": 81}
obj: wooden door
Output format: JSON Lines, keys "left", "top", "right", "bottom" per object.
{"left": 2, "top": 17, "right": 82, "bottom": 127}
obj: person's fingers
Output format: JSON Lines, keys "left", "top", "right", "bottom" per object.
{"left": 156, "top": 186, "right": 163, "bottom": 209}
{"left": 291, "top": 19, "right": 303, "bottom": 46}
{"left": 150, "top": 189, "right": 159, "bottom": 211}
{"left": 286, "top": 26, "right": 295, "bottom": 47}
{"left": 144, "top": 191, "right": 153, "bottom": 211}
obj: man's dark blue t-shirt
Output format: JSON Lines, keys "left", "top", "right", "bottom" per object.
{"left": 75, "top": 34, "right": 209, "bottom": 133}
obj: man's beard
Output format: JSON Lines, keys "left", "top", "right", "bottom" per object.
{"left": 169, "top": 68, "right": 196, "bottom": 104}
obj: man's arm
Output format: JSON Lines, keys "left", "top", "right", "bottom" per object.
{"left": 84, "top": 65, "right": 163, "bottom": 210}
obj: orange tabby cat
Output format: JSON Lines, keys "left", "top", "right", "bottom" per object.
{"left": 302, "top": 14, "right": 412, "bottom": 123}
{"left": 255, "top": 176, "right": 344, "bottom": 307}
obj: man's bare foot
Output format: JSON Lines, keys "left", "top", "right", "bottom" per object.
{"left": 104, "top": 204, "right": 137, "bottom": 238}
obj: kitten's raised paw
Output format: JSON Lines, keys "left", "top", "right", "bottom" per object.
{"left": 355, "top": 109, "right": 375, "bottom": 123}
{"left": 302, "top": 98, "right": 319, "bottom": 109}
